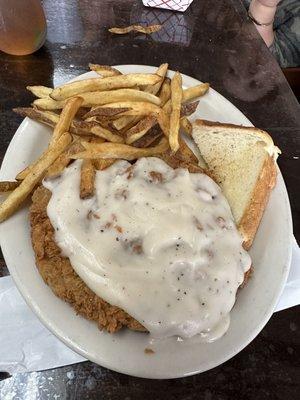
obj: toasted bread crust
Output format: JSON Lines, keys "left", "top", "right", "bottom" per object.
{"left": 194, "top": 119, "right": 276, "bottom": 150}
{"left": 238, "top": 155, "right": 277, "bottom": 250}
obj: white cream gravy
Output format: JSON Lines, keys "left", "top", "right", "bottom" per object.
{"left": 44, "top": 157, "right": 251, "bottom": 340}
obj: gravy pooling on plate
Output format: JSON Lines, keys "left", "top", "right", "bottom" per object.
{"left": 44, "top": 157, "right": 251, "bottom": 341}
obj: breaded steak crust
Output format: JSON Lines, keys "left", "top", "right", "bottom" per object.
{"left": 30, "top": 185, "right": 146, "bottom": 333}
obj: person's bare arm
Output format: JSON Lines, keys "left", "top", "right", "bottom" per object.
{"left": 249, "top": 0, "right": 281, "bottom": 47}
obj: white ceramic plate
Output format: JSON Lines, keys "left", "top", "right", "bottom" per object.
{"left": 0, "top": 65, "right": 293, "bottom": 379}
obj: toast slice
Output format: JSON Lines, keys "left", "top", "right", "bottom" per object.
{"left": 192, "top": 120, "right": 280, "bottom": 249}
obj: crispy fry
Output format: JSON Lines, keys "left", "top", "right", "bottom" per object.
{"left": 0, "top": 133, "right": 72, "bottom": 222}
{"left": 90, "top": 101, "right": 170, "bottom": 138}
{"left": 132, "top": 125, "right": 163, "bottom": 148}
{"left": 112, "top": 114, "right": 140, "bottom": 132}
{"left": 113, "top": 71, "right": 170, "bottom": 142}
{"left": 50, "top": 74, "right": 162, "bottom": 101}
{"left": 15, "top": 166, "right": 31, "bottom": 181}
{"left": 111, "top": 65, "right": 168, "bottom": 131}
{"left": 158, "top": 78, "right": 171, "bottom": 106}
{"left": 13, "top": 107, "right": 123, "bottom": 143}
{"left": 71, "top": 137, "right": 169, "bottom": 161}
{"left": 177, "top": 137, "right": 198, "bottom": 165}
{"left": 125, "top": 115, "right": 157, "bottom": 144}
{"left": 45, "top": 139, "right": 85, "bottom": 178}
{"left": 180, "top": 117, "right": 192, "bottom": 136}
{"left": 0, "top": 181, "right": 20, "bottom": 193}
{"left": 51, "top": 97, "right": 83, "bottom": 143}
{"left": 33, "top": 97, "right": 65, "bottom": 110}
{"left": 160, "top": 150, "right": 205, "bottom": 174}
{"left": 14, "top": 107, "right": 60, "bottom": 127}
{"left": 15, "top": 99, "right": 83, "bottom": 181}
{"left": 163, "top": 83, "right": 209, "bottom": 114}
{"left": 85, "top": 101, "right": 162, "bottom": 117}
{"left": 34, "top": 89, "right": 161, "bottom": 110}
{"left": 93, "top": 159, "right": 116, "bottom": 170}
{"left": 13, "top": 107, "right": 92, "bottom": 137}
{"left": 108, "top": 24, "right": 162, "bottom": 35}
{"left": 26, "top": 85, "right": 52, "bottom": 98}
{"left": 180, "top": 101, "right": 199, "bottom": 118}
{"left": 90, "top": 125, "right": 124, "bottom": 143}
{"left": 144, "top": 63, "right": 168, "bottom": 95}
{"left": 86, "top": 108, "right": 130, "bottom": 119}
{"left": 17, "top": 137, "right": 83, "bottom": 181}
{"left": 81, "top": 136, "right": 106, "bottom": 145}
{"left": 122, "top": 80, "right": 170, "bottom": 144}
{"left": 169, "top": 72, "right": 182, "bottom": 152}
{"left": 88, "top": 64, "right": 121, "bottom": 77}
{"left": 45, "top": 152, "right": 71, "bottom": 178}
{"left": 80, "top": 159, "right": 96, "bottom": 199}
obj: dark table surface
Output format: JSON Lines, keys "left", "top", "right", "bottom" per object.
{"left": 0, "top": 0, "right": 299, "bottom": 398}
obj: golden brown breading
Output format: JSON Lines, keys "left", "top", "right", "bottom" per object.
{"left": 30, "top": 186, "right": 146, "bottom": 333}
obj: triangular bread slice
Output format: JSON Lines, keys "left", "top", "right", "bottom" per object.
{"left": 192, "top": 120, "right": 280, "bottom": 249}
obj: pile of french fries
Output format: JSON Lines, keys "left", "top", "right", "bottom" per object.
{"left": 0, "top": 63, "right": 209, "bottom": 222}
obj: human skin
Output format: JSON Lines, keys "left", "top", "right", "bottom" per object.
{"left": 249, "top": 0, "right": 281, "bottom": 46}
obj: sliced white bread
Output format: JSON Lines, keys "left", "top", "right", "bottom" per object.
{"left": 192, "top": 120, "right": 280, "bottom": 249}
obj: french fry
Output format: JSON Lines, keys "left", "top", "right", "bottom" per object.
{"left": 112, "top": 115, "right": 140, "bottom": 132}
{"left": 93, "top": 159, "right": 116, "bottom": 170}
{"left": 112, "top": 64, "right": 168, "bottom": 131}
{"left": 81, "top": 136, "right": 106, "bottom": 145}
{"left": 33, "top": 97, "right": 65, "bottom": 110}
{"left": 87, "top": 101, "right": 170, "bottom": 138}
{"left": 45, "top": 152, "right": 71, "bottom": 178}
{"left": 120, "top": 78, "right": 171, "bottom": 147}
{"left": 144, "top": 63, "right": 168, "bottom": 95}
{"left": 160, "top": 150, "right": 205, "bottom": 174}
{"left": 132, "top": 125, "right": 163, "bottom": 148}
{"left": 45, "top": 140, "right": 85, "bottom": 178}
{"left": 84, "top": 108, "right": 130, "bottom": 119}
{"left": 51, "top": 97, "right": 83, "bottom": 143}
{"left": 17, "top": 138, "right": 83, "bottom": 181}
{"left": 177, "top": 137, "right": 198, "bottom": 165}
{"left": 125, "top": 115, "right": 157, "bottom": 144}
{"left": 180, "top": 117, "right": 192, "bottom": 136}
{"left": 14, "top": 107, "right": 60, "bottom": 127}
{"left": 71, "top": 137, "right": 169, "bottom": 161}
{"left": 117, "top": 73, "right": 170, "bottom": 144}
{"left": 108, "top": 25, "right": 162, "bottom": 35}
{"left": 163, "top": 83, "right": 209, "bottom": 114}
{"left": 26, "top": 85, "right": 52, "bottom": 98}
{"left": 169, "top": 72, "right": 182, "bottom": 152}
{"left": 0, "top": 133, "right": 72, "bottom": 222}
{"left": 33, "top": 89, "right": 161, "bottom": 110}
{"left": 88, "top": 64, "right": 121, "bottom": 77}
{"left": 13, "top": 107, "right": 123, "bottom": 143}
{"left": 90, "top": 125, "right": 124, "bottom": 143}
{"left": 0, "top": 181, "right": 20, "bottom": 193}
{"left": 13, "top": 108, "right": 89, "bottom": 136}
{"left": 80, "top": 159, "right": 96, "bottom": 199}
{"left": 15, "top": 99, "right": 83, "bottom": 181}
{"left": 15, "top": 166, "right": 31, "bottom": 181}
{"left": 50, "top": 74, "right": 162, "bottom": 101}
{"left": 158, "top": 78, "right": 171, "bottom": 106}
{"left": 180, "top": 101, "right": 199, "bottom": 117}
{"left": 85, "top": 101, "right": 162, "bottom": 117}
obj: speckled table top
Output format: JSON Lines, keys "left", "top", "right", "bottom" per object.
{"left": 0, "top": 0, "right": 299, "bottom": 398}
